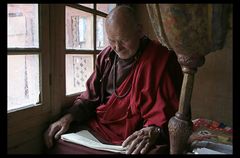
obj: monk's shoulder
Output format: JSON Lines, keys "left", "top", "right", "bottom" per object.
{"left": 146, "top": 40, "right": 171, "bottom": 60}
{"left": 96, "top": 46, "right": 113, "bottom": 64}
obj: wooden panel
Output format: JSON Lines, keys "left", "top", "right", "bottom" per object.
{"left": 8, "top": 130, "right": 45, "bottom": 154}
{"left": 191, "top": 28, "right": 232, "bottom": 126}
{"left": 8, "top": 120, "right": 49, "bottom": 149}
{"left": 8, "top": 110, "right": 50, "bottom": 153}
{"left": 8, "top": 110, "right": 50, "bottom": 134}
{"left": 49, "top": 4, "right": 65, "bottom": 118}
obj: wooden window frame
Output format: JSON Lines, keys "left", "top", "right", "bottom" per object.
{"left": 63, "top": 4, "right": 112, "bottom": 106}
{"left": 7, "top": 4, "right": 51, "bottom": 153}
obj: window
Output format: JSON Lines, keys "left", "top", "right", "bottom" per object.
{"left": 97, "top": 16, "right": 107, "bottom": 50}
{"left": 7, "top": 4, "right": 117, "bottom": 152}
{"left": 7, "top": 4, "right": 39, "bottom": 48}
{"left": 65, "top": 54, "right": 94, "bottom": 95}
{"left": 65, "top": 4, "right": 116, "bottom": 96}
{"left": 96, "top": 4, "right": 116, "bottom": 14}
{"left": 7, "top": 55, "right": 40, "bottom": 111}
{"left": 7, "top": 4, "right": 41, "bottom": 112}
{"left": 65, "top": 7, "right": 93, "bottom": 50}
{"left": 7, "top": 3, "right": 117, "bottom": 110}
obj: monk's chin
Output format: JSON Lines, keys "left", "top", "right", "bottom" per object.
{"left": 118, "top": 53, "right": 134, "bottom": 59}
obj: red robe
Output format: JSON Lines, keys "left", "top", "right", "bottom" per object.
{"left": 68, "top": 38, "right": 183, "bottom": 145}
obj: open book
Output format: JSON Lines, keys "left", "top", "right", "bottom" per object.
{"left": 61, "top": 130, "right": 127, "bottom": 153}
{"left": 192, "top": 147, "right": 226, "bottom": 154}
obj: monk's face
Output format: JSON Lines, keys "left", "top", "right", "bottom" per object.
{"left": 106, "top": 21, "right": 142, "bottom": 59}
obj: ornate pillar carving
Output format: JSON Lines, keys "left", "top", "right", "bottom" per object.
{"left": 168, "top": 54, "right": 205, "bottom": 154}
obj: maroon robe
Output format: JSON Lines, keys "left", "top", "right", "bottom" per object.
{"left": 67, "top": 37, "right": 183, "bottom": 145}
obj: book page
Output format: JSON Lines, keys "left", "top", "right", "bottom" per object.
{"left": 75, "top": 130, "right": 101, "bottom": 143}
{"left": 61, "top": 130, "right": 126, "bottom": 153}
{"left": 193, "top": 148, "right": 225, "bottom": 154}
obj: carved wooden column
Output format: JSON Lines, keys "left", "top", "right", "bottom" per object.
{"left": 146, "top": 4, "right": 230, "bottom": 154}
{"left": 168, "top": 54, "right": 205, "bottom": 154}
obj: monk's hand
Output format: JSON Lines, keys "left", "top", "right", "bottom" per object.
{"left": 122, "top": 126, "right": 161, "bottom": 154}
{"left": 44, "top": 114, "right": 73, "bottom": 149}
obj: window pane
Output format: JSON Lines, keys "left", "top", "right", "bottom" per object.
{"left": 66, "top": 6, "right": 93, "bottom": 50}
{"left": 66, "top": 54, "right": 94, "bottom": 95}
{"left": 96, "top": 4, "right": 116, "bottom": 14}
{"left": 96, "top": 16, "right": 108, "bottom": 50}
{"left": 78, "top": 3, "right": 94, "bottom": 9}
{"left": 7, "top": 4, "right": 39, "bottom": 48}
{"left": 8, "top": 55, "right": 40, "bottom": 111}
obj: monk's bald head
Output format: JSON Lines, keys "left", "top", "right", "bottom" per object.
{"left": 105, "top": 5, "right": 138, "bottom": 33}
{"left": 105, "top": 5, "right": 144, "bottom": 59}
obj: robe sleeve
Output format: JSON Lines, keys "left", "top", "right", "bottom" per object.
{"left": 142, "top": 55, "right": 182, "bottom": 144}
{"left": 130, "top": 42, "right": 182, "bottom": 133}
{"left": 142, "top": 66, "right": 181, "bottom": 128}
{"left": 142, "top": 51, "right": 182, "bottom": 129}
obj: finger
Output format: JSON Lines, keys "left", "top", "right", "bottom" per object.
{"left": 44, "top": 128, "right": 54, "bottom": 149}
{"left": 122, "top": 131, "right": 138, "bottom": 147}
{"left": 45, "top": 125, "right": 60, "bottom": 148}
{"left": 124, "top": 130, "right": 144, "bottom": 146}
{"left": 140, "top": 141, "right": 150, "bottom": 154}
{"left": 44, "top": 130, "right": 51, "bottom": 148}
{"left": 126, "top": 134, "right": 145, "bottom": 154}
{"left": 132, "top": 138, "right": 148, "bottom": 154}
{"left": 54, "top": 126, "right": 66, "bottom": 139}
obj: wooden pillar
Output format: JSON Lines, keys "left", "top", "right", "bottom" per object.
{"left": 168, "top": 55, "right": 205, "bottom": 154}
{"left": 145, "top": 4, "right": 230, "bottom": 154}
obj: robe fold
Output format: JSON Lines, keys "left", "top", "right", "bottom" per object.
{"left": 68, "top": 38, "right": 183, "bottom": 145}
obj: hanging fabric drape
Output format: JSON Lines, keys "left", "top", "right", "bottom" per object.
{"left": 146, "top": 4, "right": 229, "bottom": 56}
{"left": 146, "top": 4, "right": 230, "bottom": 154}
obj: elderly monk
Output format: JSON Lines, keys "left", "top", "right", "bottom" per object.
{"left": 44, "top": 5, "right": 183, "bottom": 154}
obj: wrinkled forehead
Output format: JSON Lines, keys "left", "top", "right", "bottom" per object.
{"left": 105, "top": 19, "right": 137, "bottom": 39}
{"left": 106, "top": 27, "right": 136, "bottom": 41}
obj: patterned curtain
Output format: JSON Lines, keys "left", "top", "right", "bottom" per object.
{"left": 146, "top": 4, "right": 172, "bottom": 51}
{"left": 146, "top": 4, "right": 230, "bottom": 57}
